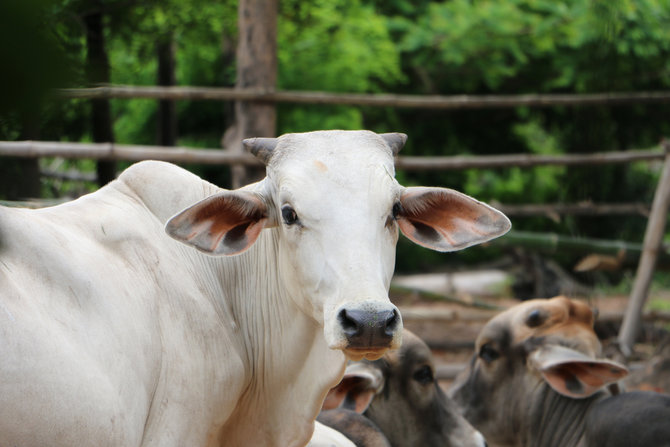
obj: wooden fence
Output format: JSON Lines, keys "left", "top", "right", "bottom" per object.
{"left": 0, "top": 139, "right": 665, "bottom": 168}
{"left": 2, "top": 84, "right": 670, "bottom": 359}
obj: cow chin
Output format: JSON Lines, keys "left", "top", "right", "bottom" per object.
{"left": 343, "top": 348, "right": 390, "bottom": 362}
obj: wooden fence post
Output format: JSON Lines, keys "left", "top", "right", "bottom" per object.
{"left": 617, "top": 139, "right": 670, "bottom": 358}
{"left": 227, "top": 0, "right": 277, "bottom": 189}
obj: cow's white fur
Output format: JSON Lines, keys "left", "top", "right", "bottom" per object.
{"left": 1, "top": 158, "right": 346, "bottom": 446}
{"left": 0, "top": 130, "right": 509, "bottom": 446}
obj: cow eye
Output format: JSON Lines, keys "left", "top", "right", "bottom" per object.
{"left": 412, "top": 365, "right": 434, "bottom": 385}
{"left": 281, "top": 205, "right": 299, "bottom": 225}
{"left": 479, "top": 343, "right": 500, "bottom": 363}
{"left": 526, "top": 309, "right": 545, "bottom": 328}
{"left": 386, "top": 202, "right": 403, "bottom": 227}
{"left": 392, "top": 202, "right": 402, "bottom": 219}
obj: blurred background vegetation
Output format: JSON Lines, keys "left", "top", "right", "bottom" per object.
{"left": 0, "top": 0, "right": 669, "bottom": 284}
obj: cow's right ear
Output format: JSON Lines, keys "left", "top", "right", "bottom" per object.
{"left": 165, "top": 191, "right": 269, "bottom": 256}
{"left": 530, "top": 345, "right": 628, "bottom": 399}
{"left": 321, "top": 363, "right": 384, "bottom": 414}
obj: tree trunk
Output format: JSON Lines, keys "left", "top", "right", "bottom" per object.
{"left": 157, "top": 35, "right": 177, "bottom": 147}
{"left": 0, "top": 110, "right": 41, "bottom": 199}
{"left": 84, "top": 9, "right": 116, "bottom": 186}
{"left": 227, "top": 0, "right": 277, "bottom": 188}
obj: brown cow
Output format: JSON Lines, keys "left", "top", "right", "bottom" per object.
{"left": 449, "top": 295, "right": 670, "bottom": 447}
{"left": 319, "top": 329, "right": 486, "bottom": 447}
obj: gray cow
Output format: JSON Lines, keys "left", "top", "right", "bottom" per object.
{"left": 319, "top": 329, "right": 487, "bottom": 447}
{"left": 450, "top": 295, "right": 670, "bottom": 447}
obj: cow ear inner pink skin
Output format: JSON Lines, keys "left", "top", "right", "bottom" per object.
{"left": 530, "top": 345, "right": 628, "bottom": 399}
{"left": 165, "top": 191, "right": 269, "bottom": 256}
{"left": 397, "top": 187, "right": 511, "bottom": 252}
{"left": 321, "top": 367, "right": 384, "bottom": 414}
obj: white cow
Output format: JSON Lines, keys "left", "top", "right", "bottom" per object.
{"left": 0, "top": 130, "right": 510, "bottom": 446}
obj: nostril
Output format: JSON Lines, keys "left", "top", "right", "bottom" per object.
{"left": 338, "top": 308, "right": 360, "bottom": 337}
{"left": 384, "top": 309, "right": 399, "bottom": 336}
{"left": 338, "top": 304, "right": 401, "bottom": 349}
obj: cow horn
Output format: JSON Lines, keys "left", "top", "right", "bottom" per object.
{"left": 380, "top": 133, "right": 407, "bottom": 155}
{"left": 243, "top": 137, "right": 278, "bottom": 165}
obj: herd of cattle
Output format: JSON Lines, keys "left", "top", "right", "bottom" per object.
{"left": 0, "top": 130, "right": 668, "bottom": 446}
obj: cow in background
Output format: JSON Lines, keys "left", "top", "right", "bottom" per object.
{"left": 318, "top": 329, "right": 487, "bottom": 447}
{"left": 450, "top": 296, "right": 670, "bottom": 447}
{"left": 0, "top": 130, "right": 509, "bottom": 446}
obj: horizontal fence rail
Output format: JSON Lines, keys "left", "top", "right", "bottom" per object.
{"left": 0, "top": 141, "right": 260, "bottom": 165}
{"left": 0, "top": 140, "right": 665, "bottom": 169}
{"left": 396, "top": 150, "right": 665, "bottom": 170}
{"left": 496, "top": 202, "right": 651, "bottom": 217}
{"left": 58, "top": 85, "right": 670, "bottom": 109}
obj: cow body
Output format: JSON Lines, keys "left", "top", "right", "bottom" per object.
{"left": 319, "top": 329, "right": 486, "bottom": 447}
{"left": 450, "top": 296, "right": 670, "bottom": 447}
{"left": 0, "top": 130, "right": 510, "bottom": 446}
{"left": 0, "top": 162, "right": 337, "bottom": 446}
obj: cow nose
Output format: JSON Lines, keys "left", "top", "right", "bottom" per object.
{"left": 337, "top": 306, "right": 400, "bottom": 349}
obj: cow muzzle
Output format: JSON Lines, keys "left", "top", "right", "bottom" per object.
{"left": 328, "top": 299, "right": 403, "bottom": 361}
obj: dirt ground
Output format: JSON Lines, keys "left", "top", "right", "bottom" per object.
{"left": 389, "top": 287, "right": 670, "bottom": 392}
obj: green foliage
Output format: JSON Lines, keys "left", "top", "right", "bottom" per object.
{"left": 278, "top": 0, "right": 404, "bottom": 132}
{"left": 394, "top": 0, "right": 670, "bottom": 92}
{"left": 0, "top": 0, "right": 75, "bottom": 115}
{"left": 108, "top": 0, "right": 237, "bottom": 146}
{"left": 2, "top": 0, "right": 670, "bottom": 276}
{"left": 464, "top": 118, "right": 565, "bottom": 203}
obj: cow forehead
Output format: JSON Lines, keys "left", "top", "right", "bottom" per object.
{"left": 269, "top": 131, "right": 395, "bottom": 176}
{"left": 271, "top": 130, "right": 393, "bottom": 159}
{"left": 268, "top": 131, "right": 399, "bottom": 206}
{"left": 477, "top": 296, "right": 599, "bottom": 354}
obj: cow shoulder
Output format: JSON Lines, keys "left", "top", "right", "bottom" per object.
{"left": 585, "top": 391, "right": 670, "bottom": 447}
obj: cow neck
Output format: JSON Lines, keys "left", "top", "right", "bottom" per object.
{"left": 525, "top": 385, "right": 604, "bottom": 447}
{"left": 215, "top": 227, "right": 346, "bottom": 446}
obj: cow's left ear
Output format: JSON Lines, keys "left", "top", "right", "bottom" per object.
{"left": 165, "top": 191, "right": 269, "bottom": 256}
{"left": 321, "top": 363, "right": 384, "bottom": 414}
{"left": 530, "top": 345, "right": 628, "bottom": 399}
{"left": 397, "top": 187, "right": 511, "bottom": 252}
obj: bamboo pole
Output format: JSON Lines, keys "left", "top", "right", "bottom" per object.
{"left": 57, "top": 86, "right": 670, "bottom": 109}
{"left": 0, "top": 140, "right": 664, "bottom": 169}
{"left": 490, "top": 230, "right": 670, "bottom": 267}
{"left": 617, "top": 140, "right": 670, "bottom": 358}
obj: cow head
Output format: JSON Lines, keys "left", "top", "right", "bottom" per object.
{"left": 449, "top": 296, "right": 628, "bottom": 445}
{"left": 166, "top": 130, "right": 510, "bottom": 361}
{"left": 321, "top": 329, "right": 487, "bottom": 447}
